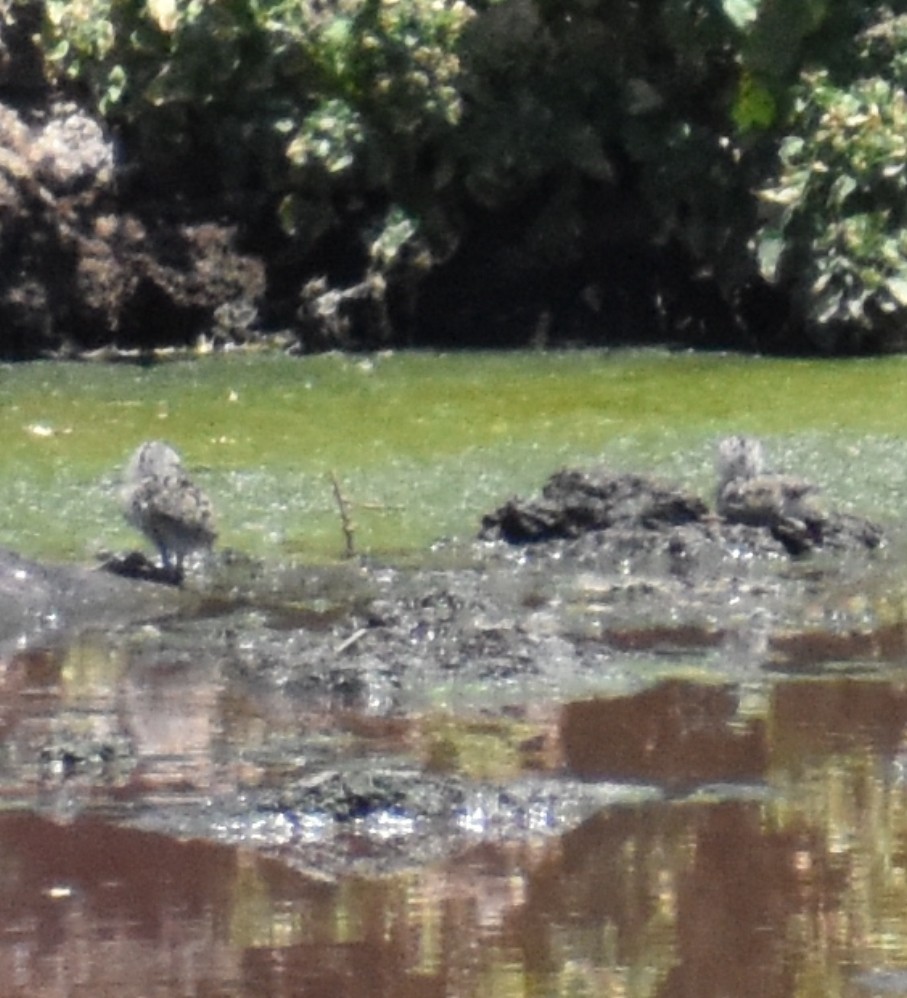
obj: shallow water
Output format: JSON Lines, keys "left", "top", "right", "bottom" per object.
{"left": 2, "top": 349, "right": 907, "bottom": 561}
{"left": 3, "top": 348, "right": 907, "bottom": 997}
{"left": 2, "top": 650, "right": 907, "bottom": 997}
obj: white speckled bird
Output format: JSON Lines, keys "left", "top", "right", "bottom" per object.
{"left": 122, "top": 441, "right": 216, "bottom": 572}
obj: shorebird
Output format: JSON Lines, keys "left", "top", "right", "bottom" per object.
{"left": 121, "top": 441, "right": 216, "bottom": 573}
{"left": 715, "top": 435, "right": 825, "bottom": 552}
{"left": 715, "top": 435, "right": 765, "bottom": 507}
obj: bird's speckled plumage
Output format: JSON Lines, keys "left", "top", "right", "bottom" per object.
{"left": 122, "top": 441, "right": 216, "bottom": 571}
{"left": 715, "top": 435, "right": 765, "bottom": 502}
{"left": 714, "top": 435, "right": 825, "bottom": 548}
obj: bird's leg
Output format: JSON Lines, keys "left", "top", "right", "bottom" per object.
{"left": 155, "top": 538, "right": 172, "bottom": 571}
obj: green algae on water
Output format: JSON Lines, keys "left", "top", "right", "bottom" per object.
{"left": 0, "top": 349, "right": 905, "bottom": 563}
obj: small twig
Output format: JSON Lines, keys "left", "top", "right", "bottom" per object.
{"left": 335, "top": 627, "right": 368, "bottom": 655}
{"left": 328, "top": 473, "right": 402, "bottom": 556}
{"left": 329, "top": 470, "right": 356, "bottom": 558}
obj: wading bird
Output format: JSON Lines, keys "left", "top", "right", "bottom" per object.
{"left": 715, "top": 435, "right": 825, "bottom": 553}
{"left": 122, "top": 440, "right": 216, "bottom": 573}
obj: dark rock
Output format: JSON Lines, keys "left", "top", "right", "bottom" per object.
{"left": 480, "top": 468, "right": 708, "bottom": 543}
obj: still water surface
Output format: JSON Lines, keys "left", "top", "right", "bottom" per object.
{"left": 1, "top": 658, "right": 907, "bottom": 997}
{"left": 1, "top": 349, "right": 907, "bottom": 997}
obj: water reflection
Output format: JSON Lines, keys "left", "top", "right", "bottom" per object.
{"left": 4, "top": 642, "right": 907, "bottom": 994}
{"left": 561, "top": 681, "right": 768, "bottom": 788}
{"left": 0, "top": 795, "right": 880, "bottom": 997}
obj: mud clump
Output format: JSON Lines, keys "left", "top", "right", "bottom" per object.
{"left": 480, "top": 465, "right": 882, "bottom": 558}
{"left": 480, "top": 468, "right": 708, "bottom": 543}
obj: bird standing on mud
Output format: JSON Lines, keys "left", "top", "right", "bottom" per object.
{"left": 714, "top": 434, "right": 825, "bottom": 553}
{"left": 121, "top": 440, "right": 216, "bottom": 575}
{"left": 714, "top": 435, "right": 766, "bottom": 509}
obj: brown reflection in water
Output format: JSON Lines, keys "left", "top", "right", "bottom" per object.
{"left": 120, "top": 658, "right": 225, "bottom": 794}
{"left": 769, "top": 621, "right": 907, "bottom": 669}
{"left": 0, "top": 647, "right": 63, "bottom": 741}
{"left": 771, "top": 678, "right": 907, "bottom": 764}
{"left": 561, "top": 680, "right": 768, "bottom": 787}
{"left": 0, "top": 813, "right": 381, "bottom": 997}
{"left": 0, "top": 643, "right": 312, "bottom": 806}
{"left": 604, "top": 624, "right": 725, "bottom": 654}
{"left": 0, "top": 643, "right": 235, "bottom": 807}
{"left": 0, "top": 813, "right": 243, "bottom": 995}
{"left": 0, "top": 812, "right": 543, "bottom": 998}
{"left": 6, "top": 639, "right": 907, "bottom": 996}
{"left": 0, "top": 738, "right": 888, "bottom": 998}
{"left": 659, "top": 803, "right": 823, "bottom": 998}
{"left": 660, "top": 804, "right": 834, "bottom": 998}
{"left": 503, "top": 796, "right": 839, "bottom": 998}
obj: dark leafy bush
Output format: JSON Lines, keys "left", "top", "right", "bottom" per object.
{"left": 39, "top": 0, "right": 907, "bottom": 351}
{"left": 756, "top": 12, "right": 907, "bottom": 351}
{"left": 43, "top": 0, "right": 474, "bottom": 251}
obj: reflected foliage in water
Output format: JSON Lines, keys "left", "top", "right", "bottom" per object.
{"left": 2, "top": 635, "right": 907, "bottom": 994}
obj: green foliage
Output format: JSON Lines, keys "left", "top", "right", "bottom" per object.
{"left": 42, "top": 0, "right": 478, "bottom": 254}
{"left": 38, "top": 0, "right": 907, "bottom": 351}
{"left": 757, "top": 11, "right": 907, "bottom": 350}
{"left": 449, "top": 0, "right": 883, "bottom": 299}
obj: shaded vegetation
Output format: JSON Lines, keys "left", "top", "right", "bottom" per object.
{"left": 8, "top": 0, "right": 907, "bottom": 352}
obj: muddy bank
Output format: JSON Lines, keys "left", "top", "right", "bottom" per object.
{"left": 3, "top": 458, "right": 893, "bottom": 722}
{"left": 0, "top": 11, "right": 804, "bottom": 359}
{"left": 0, "top": 457, "right": 900, "bottom": 876}
{"left": 0, "top": 546, "right": 183, "bottom": 650}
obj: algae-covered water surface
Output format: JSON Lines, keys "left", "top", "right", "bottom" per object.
{"left": 1, "top": 349, "right": 906, "bottom": 562}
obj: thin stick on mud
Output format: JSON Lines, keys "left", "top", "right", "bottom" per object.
{"left": 335, "top": 627, "right": 368, "bottom": 655}
{"left": 330, "top": 470, "right": 356, "bottom": 558}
